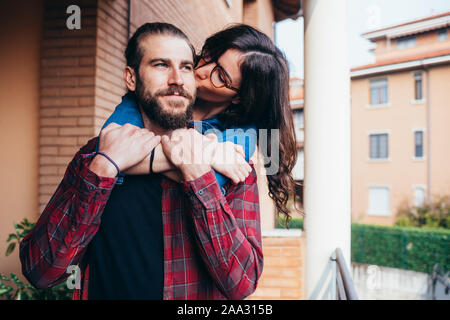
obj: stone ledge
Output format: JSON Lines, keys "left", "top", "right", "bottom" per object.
{"left": 262, "top": 229, "right": 302, "bottom": 238}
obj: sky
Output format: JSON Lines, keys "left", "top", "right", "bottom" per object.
{"left": 275, "top": 0, "right": 450, "bottom": 79}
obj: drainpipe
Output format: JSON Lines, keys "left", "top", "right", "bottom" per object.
{"left": 424, "top": 66, "right": 431, "bottom": 203}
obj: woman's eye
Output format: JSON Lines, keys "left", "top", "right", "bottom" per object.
{"left": 218, "top": 72, "right": 226, "bottom": 83}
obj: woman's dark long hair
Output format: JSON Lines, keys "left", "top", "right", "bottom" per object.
{"left": 200, "top": 24, "right": 303, "bottom": 224}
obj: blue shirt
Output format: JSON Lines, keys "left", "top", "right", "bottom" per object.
{"left": 102, "top": 92, "right": 257, "bottom": 194}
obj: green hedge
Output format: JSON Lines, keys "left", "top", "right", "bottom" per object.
{"left": 276, "top": 216, "right": 303, "bottom": 229}
{"left": 276, "top": 218, "right": 449, "bottom": 274}
{"left": 351, "top": 223, "right": 449, "bottom": 274}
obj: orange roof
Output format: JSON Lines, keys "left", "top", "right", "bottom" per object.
{"left": 351, "top": 48, "right": 450, "bottom": 71}
{"left": 363, "top": 11, "right": 450, "bottom": 36}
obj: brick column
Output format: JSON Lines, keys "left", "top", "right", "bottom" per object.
{"left": 39, "top": 0, "right": 128, "bottom": 213}
{"left": 95, "top": 0, "right": 128, "bottom": 131}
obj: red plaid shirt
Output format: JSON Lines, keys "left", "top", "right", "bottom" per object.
{"left": 19, "top": 137, "right": 263, "bottom": 300}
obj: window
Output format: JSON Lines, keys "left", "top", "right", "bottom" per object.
{"left": 292, "top": 149, "right": 304, "bottom": 181}
{"left": 437, "top": 28, "right": 448, "bottom": 41}
{"left": 370, "top": 133, "right": 388, "bottom": 159}
{"left": 396, "top": 35, "right": 417, "bottom": 49}
{"left": 292, "top": 109, "right": 304, "bottom": 142}
{"left": 293, "top": 109, "right": 304, "bottom": 129}
{"left": 414, "top": 72, "right": 423, "bottom": 100}
{"left": 414, "top": 131, "right": 423, "bottom": 158}
{"left": 368, "top": 187, "right": 390, "bottom": 216}
{"left": 413, "top": 187, "right": 425, "bottom": 207}
{"left": 370, "top": 78, "right": 388, "bottom": 105}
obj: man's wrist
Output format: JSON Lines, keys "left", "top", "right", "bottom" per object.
{"left": 180, "top": 164, "right": 212, "bottom": 181}
{"left": 88, "top": 155, "right": 118, "bottom": 178}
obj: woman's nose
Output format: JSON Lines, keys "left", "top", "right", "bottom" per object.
{"left": 195, "top": 62, "right": 210, "bottom": 80}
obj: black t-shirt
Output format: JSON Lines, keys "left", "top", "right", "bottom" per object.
{"left": 86, "top": 174, "right": 164, "bottom": 300}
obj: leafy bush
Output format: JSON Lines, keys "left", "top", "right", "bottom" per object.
{"left": 351, "top": 223, "right": 449, "bottom": 274}
{"left": 0, "top": 219, "right": 73, "bottom": 300}
{"left": 395, "top": 195, "right": 450, "bottom": 229}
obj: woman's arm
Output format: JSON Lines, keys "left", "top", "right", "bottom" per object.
{"left": 102, "top": 93, "right": 255, "bottom": 185}
{"left": 125, "top": 132, "right": 252, "bottom": 185}
{"left": 124, "top": 143, "right": 175, "bottom": 174}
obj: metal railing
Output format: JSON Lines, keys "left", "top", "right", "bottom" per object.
{"left": 331, "top": 247, "right": 359, "bottom": 300}
{"left": 429, "top": 264, "right": 450, "bottom": 300}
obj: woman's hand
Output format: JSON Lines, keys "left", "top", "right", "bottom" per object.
{"left": 205, "top": 134, "right": 252, "bottom": 185}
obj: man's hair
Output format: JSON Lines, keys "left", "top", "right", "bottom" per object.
{"left": 125, "top": 22, "right": 195, "bottom": 71}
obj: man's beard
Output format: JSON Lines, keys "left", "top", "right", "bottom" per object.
{"left": 135, "top": 80, "right": 195, "bottom": 131}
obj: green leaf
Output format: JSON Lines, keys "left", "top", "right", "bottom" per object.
{"left": 16, "top": 290, "right": 23, "bottom": 300}
{"left": 10, "top": 273, "right": 25, "bottom": 289}
{"left": 15, "top": 223, "right": 24, "bottom": 230}
{"left": 0, "top": 287, "right": 13, "bottom": 295}
{"left": 5, "top": 243, "right": 15, "bottom": 256}
{"left": 0, "top": 274, "right": 11, "bottom": 281}
{"left": 6, "top": 234, "right": 18, "bottom": 242}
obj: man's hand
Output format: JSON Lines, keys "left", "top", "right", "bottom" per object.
{"left": 160, "top": 128, "right": 251, "bottom": 183}
{"left": 209, "top": 139, "right": 252, "bottom": 185}
{"left": 89, "top": 123, "right": 161, "bottom": 178}
{"left": 160, "top": 128, "right": 212, "bottom": 181}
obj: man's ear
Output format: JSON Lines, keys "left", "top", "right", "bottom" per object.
{"left": 231, "top": 94, "right": 240, "bottom": 105}
{"left": 124, "top": 66, "right": 137, "bottom": 91}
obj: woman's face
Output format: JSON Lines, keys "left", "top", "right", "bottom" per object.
{"left": 194, "top": 48, "right": 243, "bottom": 105}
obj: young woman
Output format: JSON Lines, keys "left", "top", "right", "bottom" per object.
{"left": 104, "top": 24, "right": 300, "bottom": 222}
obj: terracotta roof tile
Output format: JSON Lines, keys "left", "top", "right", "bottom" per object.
{"left": 351, "top": 48, "right": 450, "bottom": 71}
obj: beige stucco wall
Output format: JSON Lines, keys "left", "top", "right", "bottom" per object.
{"left": 429, "top": 64, "right": 450, "bottom": 198}
{"left": 0, "top": 0, "right": 42, "bottom": 278}
{"left": 351, "top": 64, "right": 450, "bottom": 225}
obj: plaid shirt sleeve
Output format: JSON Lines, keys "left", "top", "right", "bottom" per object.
{"left": 182, "top": 165, "right": 263, "bottom": 300}
{"left": 19, "top": 138, "right": 116, "bottom": 289}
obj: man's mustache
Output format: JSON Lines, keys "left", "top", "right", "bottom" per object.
{"left": 155, "top": 87, "right": 194, "bottom": 100}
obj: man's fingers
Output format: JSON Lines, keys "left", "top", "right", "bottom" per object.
{"left": 242, "top": 159, "right": 252, "bottom": 173}
{"left": 161, "top": 135, "right": 183, "bottom": 166}
{"left": 235, "top": 145, "right": 245, "bottom": 158}
{"left": 102, "top": 122, "right": 121, "bottom": 133}
{"left": 146, "top": 135, "right": 161, "bottom": 151}
{"left": 230, "top": 173, "right": 240, "bottom": 185}
{"left": 205, "top": 133, "right": 218, "bottom": 142}
{"left": 122, "top": 123, "right": 141, "bottom": 130}
{"left": 238, "top": 166, "right": 250, "bottom": 180}
{"left": 235, "top": 169, "right": 246, "bottom": 183}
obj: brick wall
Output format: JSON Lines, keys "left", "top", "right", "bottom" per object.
{"left": 247, "top": 230, "right": 305, "bottom": 300}
{"left": 39, "top": 0, "right": 128, "bottom": 213}
{"left": 131, "top": 0, "right": 244, "bottom": 52}
{"left": 39, "top": 0, "right": 98, "bottom": 212}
